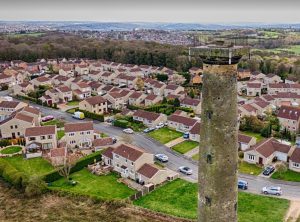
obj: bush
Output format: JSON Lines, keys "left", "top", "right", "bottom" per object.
{"left": 0, "top": 139, "right": 12, "bottom": 147}
{"left": 0, "top": 159, "right": 27, "bottom": 189}
{"left": 113, "top": 119, "right": 129, "bottom": 128}
{"left": 77, "top": 109, "right": 104, "bottom": 122}
{"left": 25, "top": 176, "right": 48, "bottom": 197}
{"left": 238, "top": 151, "right": 244, "bottom": 159}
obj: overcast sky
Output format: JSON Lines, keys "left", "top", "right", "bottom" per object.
{"left": 0, "top": 0, "right": 299, "bottom": 23}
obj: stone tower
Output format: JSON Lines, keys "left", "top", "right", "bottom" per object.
{"left": 190, "top": 43, "right": 250, "bottom": 222}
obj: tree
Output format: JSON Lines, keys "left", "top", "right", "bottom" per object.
{"left": 156, "top": 74, "right": 168, "bottom": 82}
{"left": 136, "top": 77, "right": 144, "bottom": 91}
{"left": 276, "top": 163, "right": 287, "bottom": 179}
{"left": 189, "top": 89, "right": 195, "bottom": 98}
{"left": 174, "top": 98, "right": 180, "bottom": 107}
{"left": 25, "top": 176, "right": 47, "bottom": 197}
{"left": 54, "top": 151, "right": 78, "bottom": 182}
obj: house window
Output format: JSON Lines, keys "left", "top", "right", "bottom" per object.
{"left": 293, "top": 163, "right": 300, "bottom": 168}
{"left": 42, "top": 143, "right": 53, "bottom": 149}
{"left": 80, "top": 132, "right": 84, "bottom": 135}
{"left": 87, "top": 131, "right": 90, "bottom": 135}
{"left": 248, "top": 155, "right": 255, "bottom": 161}
{"left": 10, "top": 126, "right": 13, "bottom": 129}
{"left": 115, "top": 155, "right": 119, "bottom": 159}
{"left": 48, "top": 135, "right": 53, "bottom": 139}
{"left": 15, "top": 125, "right": 18, "bottom": 129}
{"left": 29, "top": 137, "right": 36, "bottom": 141}
{"left": 69, "top": 133, "right": 74, "bottom": 136}
{"left": 40, "top": 136, "right": 46, "bottom": 140}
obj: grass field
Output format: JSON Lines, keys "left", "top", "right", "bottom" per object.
{"left": 50, "top": 169, "right": 135, "bottom": 200}
{"left": 0, "top": 146, "right": 22, "bottom": 154}
{"left": 240, "top": 131, "right": 264, "bottom": 142}
{"left": 66, "top": 101, "right": 79, "bottom": 106}
{"left": 57, "top": 130, "right": 65, "bottom": 140}
{"left": 134, "top": 179, "right": 289, "bottom": 221}
{"left": 172, "top": 141, "right": 199, "bottom": 154}
{"left": 148, "top": 127, "right": 183, "bottom": 144}
{"left": 42, "top": 119, "right": 65, "bottom": 128}
{"left": 5, "top": 32, "right": 45, "bottom": 38}
{"left": 3, "top": 156, "right": 54, "bottom": 177}
{"left": 271, "top": 169, "right": 300, "bottom": 182}
{"left": 238, "top": 161, "right": 262, "bottom": 176}
{"left": 192, "top": 153, "right": 199, "bottom": 161}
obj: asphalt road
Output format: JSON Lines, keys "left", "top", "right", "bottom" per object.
{"left": 3, "top": 91, "right": 300, "bottom": 201}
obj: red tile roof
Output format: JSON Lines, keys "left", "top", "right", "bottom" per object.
{"left": 137, "top": 163, "right": 159, "bottom": 179}
{"left": 290, "top": 148, "right": 300, "bottom": 163}
{"left": 168, "top": 114, "right": 197, "bottom": 127}
{"left": 133, "top": 110, "right": 161, "bottom": 121}
{"left": 84, "top": 96, "right": 107, "bottom": 105}
{"left": 93, "top": 138, "right": 113, "bottom": 147}
{"left": 238, "top": 133, "right": 253, "bottom": 144}
{"left": 102, "top": 147, "right": 114, "bottom": 159}
{"left": 25, "top": 125, "right": 56, "bottom": 137}
{"left": 65, "top": 121, "right": 93, "bottom": 133}
{"left": 277, "top": 106, "right": 300, "bottom": 121}
{"left": 113, "top": 144, "right": 145, "bottom": 162}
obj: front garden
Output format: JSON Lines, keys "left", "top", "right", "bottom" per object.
{"left": 271, "top": 169, "right": 300, "bottom": 182}
{"left": 172, "top": 140, "right": 199, "bottom": 154}
{"left": 41, "top": 119, "right": 65, "bottom": 128}
{"left": 238, "top": 161, "right": 262, "bottom": 176}
{"left": 148, "top": 127, "right": 183, "bottom": 144}
{"left": 134, "top": 179, "right": 289, "bottom": 221}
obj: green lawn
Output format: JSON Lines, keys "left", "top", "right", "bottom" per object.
{"left": 0, "top": 146, "right": 22, "bottom": 154}
{"left": 67, "top": 101, "right": 79, "bottom": 106}
{"left": 134, "top": 179, "right": 289, "bottom": 221}
{"left": 192, "top": 153, "right": 199, "bottom": 161}
{"left": 42, "top": 119, "right": 65, "bottom": 128}
{"left": 240, "top": 131, "right": 264, "bottom": 142}
{"left": 148, "top": 127, "right": 183, "bottom": 144}
{"left": 172, "top": 141, "right": 199, "bottom": 154}
{"left": 50, "top": 169, "right": 135, "bottom": 200}
{"left": 57, "top": 130, "right": 65, "bottom": 140}
{"left": 3, "top": 156, "right": 54, "bottom": 177}
{"left": 271, "top": 169, "right": 300, "bottom": 182}
{"left": 66, "top": 108, "right": 76, "bottom": 114}
{"left": 238, "top": 161, "right": 262, "bottom": 176}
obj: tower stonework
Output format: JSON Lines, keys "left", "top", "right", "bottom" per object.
{"left": 190, "top": 44, "right": 249, "bottom": 222}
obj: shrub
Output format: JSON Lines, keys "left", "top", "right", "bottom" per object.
{"left": 0, "top": 159, "right": 27, "bottom": 189}
{"left": 25, "top": 176, "right": 48, "bottom": 197}
{"left": 113, "top": 119, "right": 129, "bottom": 128}
{"left": 238, "top": 151, "right": 244, "bottom": 159}
{"left": 0, "top": 139, "right": 12, "bottom": 147}
{"left": 77, "top": 109, "right": 104, "bottom": 122}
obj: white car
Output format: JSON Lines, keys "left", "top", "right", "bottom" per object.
{"left": 155, "top": 154, "right": 169, "bottom": 162}
{"left": 123, "top": 128, "right": 134, "bottom": 134}
{"left": 262, "top": 186, "right": 282, "bottom": 196}
{"left": 155, "top": 122, "right": 165, "bottom": 129}
{"left": 178, "top": 166, "right": 193, "bottom": 175}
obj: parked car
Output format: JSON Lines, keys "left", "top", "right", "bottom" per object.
{"left": 106, "top": 118, "right": 114, "bottom": 123}
{"left": 178, "top": 166, "right": 193, "bottom": 175}
{"left": 238, "top": 180, "right": 248, "bottom": 190}
{"left": 262, "top": 186, "right": 282, "bottom": 196}
{"left": 41, "top": 115, "right": 54, "bottom": 122}
{"left": 72, "top": 111, "right": 85, "bottom": 120}
{"left": 155, "top": 154, "right": 169, "bottom": 162}
{"left": 143, "top": 128, "right": 151, "bottom": 133}
{"left": 183, "top": 132, "right": 189, "bottom": 139}
{"left": 123, "top": 128, "right": 134, "bottom": 134}
{"left": 262, "top": 166, "right": 275, "bottom": 176}
{"left": 155, "top": 122, "right": 165, "bottom": 129}
{"left": 112, "top": 137, "right": 117, "bottom": 144}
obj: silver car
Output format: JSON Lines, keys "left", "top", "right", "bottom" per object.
{"left": 262, "top": 186, "right": 282, "bottom": 196}
{"left": 178, "top": 166, "right": 193, "bottom": 175}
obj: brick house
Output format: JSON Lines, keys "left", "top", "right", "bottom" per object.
{"left": 133, "top": 110, "right": 167, "bottom": 128}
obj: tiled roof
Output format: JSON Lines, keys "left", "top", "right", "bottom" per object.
{"left": 168, "top": 114, "right": 197, "bottom": 127}
{"left": 64, "top": 121, "right": 93, "bottom": 133}
{"left": 25, "top": 125, "right": 56, "bottom": 137}
{"left": 137, "top": 163, "right": 159, "bottom": 179}
{"left": 84, "top": 96, "right": 107, "bottom": 105}
{"left": 113, "top": 144, "right": 145, "bottom": 162}
{"left": 277, "top": 106, "right": 300, "bottom": 121}
{"left": 133, "top": 110, "right": 161, "bottom": 121}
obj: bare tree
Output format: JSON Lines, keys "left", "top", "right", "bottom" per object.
{"left": 276, "top": 162, "right": 287, "bottom": 178}
{"left": 53, "top": 151, "right": 79, "bottom": 182}
{"left": 136, "top": 77, "right": 144, "bottom": 91}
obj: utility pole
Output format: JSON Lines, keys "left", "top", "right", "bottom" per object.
{"left": 190, "top": 41, "right": 250, "bottom": 222}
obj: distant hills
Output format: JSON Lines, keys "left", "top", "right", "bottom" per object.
{"left": 1, "top": 21, "right": 300, "bottom": 31}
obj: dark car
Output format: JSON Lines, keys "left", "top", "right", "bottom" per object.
{"left": 263, "top": 166, "right": 275, "bottom": 176}
{"left": 238, "top": 180, "right": 248, "bottom": 190}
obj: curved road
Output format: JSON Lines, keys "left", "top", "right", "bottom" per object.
{"left": 5, "top": 91, "right": 300, "bottom": 201}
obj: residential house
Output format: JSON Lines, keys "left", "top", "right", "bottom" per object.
{"left": 0, "top": 112, "right": 35, "bottom": 139}
{"left": 246, "top": 83, "right": 262, "bottom": 97}
{"left": 277, "top": 105, "right": 300, "bottom": 132}
{"left": 133, "top": 110, "right": 167, "bottom": 128}
{"left": 100, "top": 72, "right": 117, "bottom": 84}
{"left": 237, "top": 69, "right": 251, "bottom": 80}
{"left": 93, "top": 137, "right": 114, "bottom": 151}
{"left": 168, "top": 114, "right": 198, "bottom": 133}
{"left": 136, "top": 163, "right": 170, "bottom": 185}
{"left": 71, "top": 82, "right": 92, "bottom": 100}
{"left": 59, "top": 67, "right": 74, "bottom": 77}
{"left": 31, "top": 76, "right": 52, "bottom": 87}
{"left": 12, "top": 82, "right": 34, "bottom": 96}
{"left": 151, "top": 82, "right": 166, "bottom": 96}
{"left": 25, "top": 125, "right": 57, "bottom": 150}
{"left": 20, "top": 106, "right": 41, "bottom": 126}
{"left": 264, "top": 74, "right": 282, "bottom": 84}
{"left": 0, "top": 73, "right": 12, "bottom": 87}
{"left": 289, "top": 148, "right": 300, "bottom": 172}
{"left": 64, "top": 121, "right": 94, "bottom": 149}
{"left": 48, "top": 147, "right": 67, "bottom": 166}
{"left": 128, "top": 92, "right": 147, "bottom": 106}
{"left": 164, "top": 84, "right": 185, "bottom": 97}
{"left": 88, "top": 81, "right": 104, "bottom": 95}
{"left": 238, "top": 133, "right": 256, "bottom": 151}
{"left": 75, "top": 64, "right": 89, "bottom": 75}
{"left": 144, "top": 94, "right": 162, "bottom": 106}
{"left": 56, "top": 86, "right": 73, "bottom": 103}
{"left": 79, "top": 96, "right": 108, "bottom": 115}
{"left": 104, "top": 90, "right": 132, "bottom": 110}
{"left": 238, "top": 104, "right": 258, "bottom": 118}
{"left": 251, "top": 100, "right": 272, "bottom": 116}
{"left": 0, "top": 100, "right": 27, "bottom": 121}
{"left": 244, "top": 138, "right": 291, "bottom": 166}
{"left": 180, "top": 97, "right": 201, "bottom": 115}
{"left": 189, "top": 122, "right": 200, "bottom": 142}
{"left": 189, "top": 67, "right": 203, "bottom": 75}
{"left": 250, "top": 71, "right": 266, "bottom": 82}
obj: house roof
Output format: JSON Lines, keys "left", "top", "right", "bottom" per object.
{"left": 290, "top": 148, "right": 300, "bottom": 163}
{"left": 247, "top": 83, "right": 262, "bottom": 88}
{"left": 22, "top": 106, "right": 40, "bottom": 115}
{"left": 168, "top": 114, "right": 197, "bottom": 127}
{"left": 25, "top": 125, "right": 56, "bottom": 137}
{"left": 35, "top": 76, "right": 50, "bottom": 82}
{"left": 15, "top": 112, "right": 34, "bottom": 123}
{"left": 181, "top": 97, "right": 200, "bottom": 106}
{"left": 64, "top": 121, "right": 93, "bottom": 133}
{"left": 165, "top": 84, "right": 179, "bottom": 90}
{"left": 189, "top": 122, "right": 201, "bottom": 135}
{"left": 84, "top": 96, "right": 107, "bottom": 105}
{"left": 133, "top": 110, "right": 161, "bottom": 121}
{"left": 113, "top": 144, "right": 145, "bottom": 162}
{"left": 245, "top": 138, "right": 290, "bottom": 158}
{"left": 102, "top": 147, "right": 114, "bottom": 159}
{"left": 129, "top": 92, "right": 143, "bottom": 99}
{"left": 93, "top": 138, "right": 113, "bottom": 147}
{"left": 57, "top": 86, "right": 72, "bottom": 93}
{"left": 238, "top": 133, "right": 253, "bottom": 144}
{"left": 277, "top": 106, "right": 300, "bottom": 121}
{"left": 50, "top": 147, "right": 66, "bottom": 158}
{"left": 0, "top": 73, "right": 11, "bottom": 80}
{"left": 241, "top": 104, "right": 257, "bottom": 113}
{"left": 137, "top": 163, "right": 159, "bottom": 179}
{"left": 0, "top": 101, "right": 21, "bottom": 109}
{"left": 253, "top": 101, "right": 270, "bottom": 109}
{"left": 145, "top": 94, "right": 158, "bottom": 101}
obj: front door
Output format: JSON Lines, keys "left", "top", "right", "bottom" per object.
{"left": 12, "top": 132, "right": 16, "bottom": 139}
{"left": 259, "top": 157, "right": 263, "bottom": 165}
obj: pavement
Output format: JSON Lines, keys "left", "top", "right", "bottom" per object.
{"left": 5, "top": 91, "right": 300, "bottom": 201}
{"left": 164, "top": 137, "right": 185, "bottom": 148}
{"left": 184, "top": 147, "right": 199, "bottom": 158}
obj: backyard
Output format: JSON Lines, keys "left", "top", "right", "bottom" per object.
{"left": 272, "top": 169, "right": 300, "bottom": 182}
{"left": 66, "top": 101, "right": 80, "bottom": 106}
{"left": 134, "top": 179, "right": 289, "bottom": 221}
{"left": 172, "top": 140, "right": 199, "bottom": 154}
{"left": 148, "top": 127, "right": 183, "bottom": 144}
{"left": 57, "top": 130, "right": 65, "bottom": 140}
{"left": 3, "top": 156, "right": 54, "bottom": 177}
{"left": 240, "top": 131, "right": 264, "bottom": 142}
{"left": 238, "top": 161, "right": 262, "bottom": 176}
{"left": 0, "top": 146, "right": 22, "bottom": 154}
{"left": 50, "top": 169, "right": 135, "bottom": 200}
